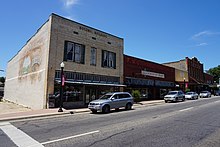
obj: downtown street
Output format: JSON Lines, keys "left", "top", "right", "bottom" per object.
{"left": 1, "top": 96, "right": 220, "bottom": 147}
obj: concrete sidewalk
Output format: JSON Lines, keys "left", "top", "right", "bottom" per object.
{"left": 0, "top": 100, "right": 164, "bottom": 122}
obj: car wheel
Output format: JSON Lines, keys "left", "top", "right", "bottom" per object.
{"left": 102, "top": 105, "right": 110, "bottom": 113}
{"left": 182, "top": 97, "right": 185, "bottom": 101}
{"left": 165, "top": 100, "right": 168, "bottom": 103}
{"left": 175, "top": 97, "right": 178, "bottom": 102}
{"left": 125, "top": 103, "right": 132, "bottom": 110}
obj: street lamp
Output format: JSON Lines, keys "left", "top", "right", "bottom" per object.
{"left": 183, "top": 78, "right": 186, "bottom": 93}
{"left": 58, "top": 62, "right": 65, "bottom": 112}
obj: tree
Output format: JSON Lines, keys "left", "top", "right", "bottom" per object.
{"left": 0, "top": 77, "right": 5, "bottom": 84}
{"left": 207, "top": 65, "right": 220, "bottom": 83}
{"left": 132, "top": 90, "right": 141, "bottom": 102}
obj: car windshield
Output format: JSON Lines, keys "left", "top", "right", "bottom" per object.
{"left": 99, "top": 94, "right": 112, "bottom": 99}
{"left": 201, "top": 91, "right": 208, "bottom": 93}
{"left": 167, "top": 91, "right": 178, "bottom": 95}
{"left": 186, "top": 92, "right": 193, "bottom": 95}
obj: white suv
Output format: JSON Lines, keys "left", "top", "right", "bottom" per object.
{"left": 88, "top": 92, "right": 134, "bottom": 113}
{"left": 164, "top": 90, "right": 185, "bottom": 103}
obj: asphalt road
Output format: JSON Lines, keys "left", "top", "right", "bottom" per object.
{"left": 1, "top": 96, "right": 220, "bottom": 147}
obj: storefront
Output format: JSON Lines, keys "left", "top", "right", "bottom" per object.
{"left": 124, "top": 55, "right": 175, "bottom": 100}
{"left": 54, "top": 70, "right": 125, "bottom": 108}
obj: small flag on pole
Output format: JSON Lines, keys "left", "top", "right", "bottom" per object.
{"left": 62, "top": 75, "right": 65, "bottom": 86}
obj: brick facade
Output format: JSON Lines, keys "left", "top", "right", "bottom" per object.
{"left": 4, "top": 13, "right": 124, "bottom": 109}
{"left": 124, "top": 55, "right": 175, "bottom": 99}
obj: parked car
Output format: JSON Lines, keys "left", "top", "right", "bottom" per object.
{"left": 164, "top": 90, "right": 185, "bottom": 103}
{"left": 88, "top": 92, "right": 134, "bottom": 113}
{"left": 214, "top": 90, "right": 220, "bottom": 96}
{"left": 185, "top": 92, "right": 198, "bottom": 100}
{"left": 199, "top": 91, "right": 211, "bottom": 98}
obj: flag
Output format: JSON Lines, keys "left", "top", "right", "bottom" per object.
{"left": 62, "top": 75, "right": 65, "bottom": 86}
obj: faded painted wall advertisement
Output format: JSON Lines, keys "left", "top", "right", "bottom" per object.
{"left": 18, "top": 27, "right": 48, "bottom": 84}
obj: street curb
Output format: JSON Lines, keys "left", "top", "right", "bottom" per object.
{"left": 0, "top": 101, "right": 164, "bottom": 122}
{"left": 0, "top": 112, "right": 70, "bottom": 122}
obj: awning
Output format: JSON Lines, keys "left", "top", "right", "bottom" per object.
{"left": 55, "top": 80, "right": 126, "bottom": 87}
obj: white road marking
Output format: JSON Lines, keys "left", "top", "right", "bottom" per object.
{"left": 0, "top": 122, "right": 43, "bottom": 147}
{"left": 41, "top": 130, "right": 100, "bottom": 145}
{"left": 213, "top": 100, "right": 220, "bottom": 103}
{"left": 179, "top": 107, "right": 194, "bottom": 112}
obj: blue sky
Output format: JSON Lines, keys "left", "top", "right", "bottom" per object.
{"left": 0, "top": 0, "right": 220, "bottom": 77}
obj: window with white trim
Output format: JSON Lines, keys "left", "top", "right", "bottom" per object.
{"left": 102, "top": 50, "right": 116, "bottom": 69}
{"left": 90, "top": 47, "right": 96, "bottom": 66}
{"left": 64, "top": 41, "right": 85, "bottom": 64}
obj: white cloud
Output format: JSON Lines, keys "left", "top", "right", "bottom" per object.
{"left": 196, "top": 43, "right": 208, "bottom": 47}
{"left": 60, "top": 0, "right": 81, "bottom": 21}
{"left": 191, "top": 30, "right": 220, "bottom": 40}
{"left": 62, "top": 0, "right": 79, "bottom": 8}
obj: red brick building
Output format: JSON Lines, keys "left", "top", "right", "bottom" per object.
{"left": 163, "top": 57, "right": 211, "bottom": 93}
{"left": 204, "top": 73, "right": 214, "bottom": 85}
{"left": 204, "top": 73, "right": 214, "bottom": 92}
{"left": 124, "top": 55, "right": 175, "bottom": 99}
{"left": 186, "top": 57, "right": 204, "bottom": 91}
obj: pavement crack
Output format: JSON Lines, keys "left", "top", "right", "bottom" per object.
{"left": 152, "top": 116, "right": 158, "bottom": 119}
{"left": 88, "top": 128, "right": 134, "bottom": 147}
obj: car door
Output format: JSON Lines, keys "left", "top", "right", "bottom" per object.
{"left": 111, "top": 94, "right": 120, "bottom": 109}
{"left": 118, "top": 94, "right": 128, "bottom": 107}
{"left": 178, "top": 91, "right": 184, "bottom": 100}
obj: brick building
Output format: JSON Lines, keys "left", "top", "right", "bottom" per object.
{"left": 164, "top": 57, "right": 205, "bottom": 92}
{"left": 204, "top": 73, "right": 214, "bottom": 92}
{"left": 4, "top": 14, "right": 124, "bottom": 109}
{"left": 124, "top": 55, "right": 175, "bottom": 99}
{"left": 204, "top": 73, "right": 213, "bottom": 85}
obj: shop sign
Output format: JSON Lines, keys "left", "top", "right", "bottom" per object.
{"left": 79, "top": 26, "right": 107, "bottom": 38}
{"left": 141, "top": 70, "right": 165, "bottom": 78}
{"left": 155, "top": 80, "right": 174, "bottom": 87}
{"left": 125, "top": 77, "right": 154, "bottom": 86}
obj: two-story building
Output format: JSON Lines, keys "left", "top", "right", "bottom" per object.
{"left": 163, "top": 57, "right": 205, "bottom": 92}
{"left": 4, "top": 13, "right": 124, "bottom": 109}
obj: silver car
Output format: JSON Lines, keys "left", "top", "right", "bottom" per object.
{"left": 199, "top": 91, "right": 211, "bottom": 98}
{"left": 185, "top": 92, "right": 198, "bottom": 100}
{"left": 88, "top": 92, "right": 134, "bottom": 113}
{"left": 164, "top": 90, "right": 185, "bottom": 103}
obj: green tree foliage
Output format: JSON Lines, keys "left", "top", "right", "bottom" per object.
{"left": 0, "top": 77, "right": 5, "bottom": 84}
{"left": 132, "top": 90, "right": 141, "bottom": 102}
{"left": 207, "top": 65, "right": 220, "bottom": 83}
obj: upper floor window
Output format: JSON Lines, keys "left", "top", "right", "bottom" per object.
{"left": 90, "top": 47, "right": 97, "bottom": 66}
{"left": 64, "top": 41, "right": 85, "bottom": 64}
{"left": 102, "top": 50, "right": 116, "bottom": 69}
